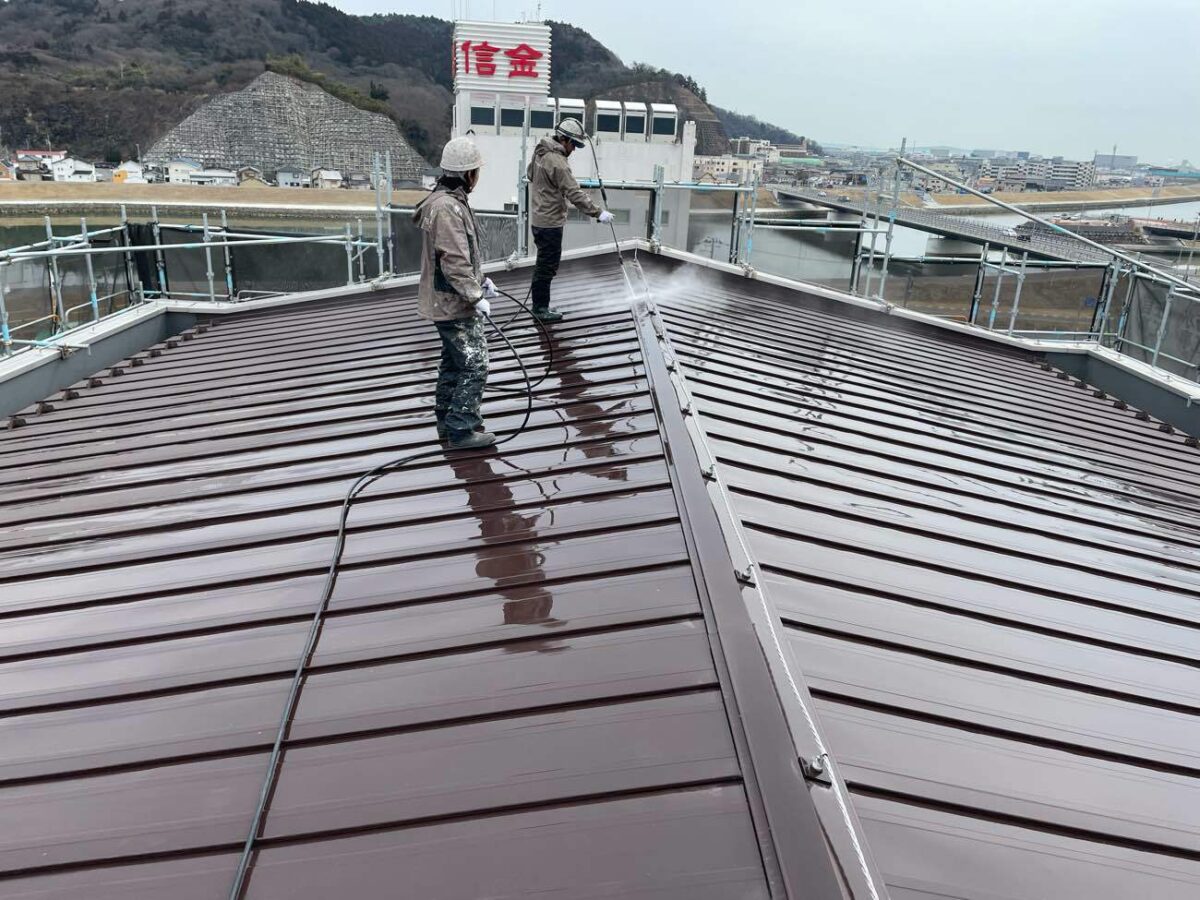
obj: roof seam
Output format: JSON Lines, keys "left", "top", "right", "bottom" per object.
{"left": 629, "top": 277, "right": 887, "bottom": 900}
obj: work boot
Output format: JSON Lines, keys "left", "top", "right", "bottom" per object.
{"left": 532, "top": 307, "right": 564, "bottom": 323}
{"left": 448, "top": 430, "right": 496, "bottom": 451}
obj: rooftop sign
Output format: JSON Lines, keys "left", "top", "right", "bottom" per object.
{"left": 452, "top": 20, "right": 551, "bottom": 97}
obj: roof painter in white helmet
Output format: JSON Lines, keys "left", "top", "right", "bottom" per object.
{"left": 412, "top": 136, "right": 500, "bottom": 451}
{"left": 525, "top": 116, "right": 614, "bottom": 323}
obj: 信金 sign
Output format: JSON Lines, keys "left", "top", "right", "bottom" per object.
{"left": 452, "top": 21, "right": 551, "bottom": 97}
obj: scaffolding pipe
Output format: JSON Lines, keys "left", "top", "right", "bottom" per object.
{"left": 987, "top": 247, "right": 1008, "bottom": 329}
{"left": 876, "top": 137, "right": 906, "bottom": 302}
{"left": 385, "top": 151, "right": 395, "bottom": 274}
{"left": 357, "top": 219, "right": 367, "bottom": 282}
{"left": 1007, "top": 252, "right": 1029, "bottom": 334}
{"left": 374, "top": 154, "right": 385, "bottom": 277}
{"left": 5, "top": 233, "right": 378, "bottom": 260}
{"left": 219, "top": 210, "right": 234, "bottom": 301}
{"left": 44, "top": 217, "right": 66, "bottom": 332}
{"left": 744, "top": 170, "right": 760, "bottom": 268}
{"left": 80, "top": 217, "right": 100, "bottom": 323}
{"left": 0, "top": 264, "right": 11, "bottom": 356}
{"left": 344, "top": 223, "right": 355, "bottom": 286}
{"left": 202, "top": 213, "right": 217, "bottom": 303}
{"left": 1151, "top": 287, "right": 1175, "bottom": 367}
{"left": 151, "top": 205, "right": 168, "bottom": 298}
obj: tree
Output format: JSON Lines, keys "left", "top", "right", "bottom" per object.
{"left": 369, "top": 80, "right": 389, "bottom": 101}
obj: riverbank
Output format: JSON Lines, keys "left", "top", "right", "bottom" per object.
{"left": 928, "top": 184, "right": 1200, "bottom": 215}
{"left": 0, "top": 181, "right": 428, "bottom": 220}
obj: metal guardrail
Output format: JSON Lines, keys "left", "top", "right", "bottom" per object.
{"left": 5, "top": 149, "right": 1197, "bottom": 386}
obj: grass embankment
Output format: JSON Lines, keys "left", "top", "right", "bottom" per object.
{"left": 0, "top": 181, "right": 428, "bottom": 217}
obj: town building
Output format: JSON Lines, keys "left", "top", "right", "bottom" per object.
{"left": 48, "top": 157, "right": 97, "bottom": 183}
{"left": 166, "top": 158, "right": 202, "bottom": 184}
{"left": 112, "top": 161, "right": 147, "bottom": 184}
{"left": 450, "top": 20, "right": 696, "bottom": 252}
{"left": 311, "top": 168, "right": 344, "bottom": 190}
{"left": 693, "top": 154, "right": 763, "bottom": 183}
{"left": 188, "top": 168, "right": 238, "bottom": 187}
{"left": 275, "top": 167, "right": 310, "bottom": 189}
{"left": 1094, "top": 152, "right": 1138, "bottom": 170}
{"left": 1047, "top": 157, "right": 1096, "bottom": 190}
{"left": 0, "top": 159, "right": 15, "bottom": 182}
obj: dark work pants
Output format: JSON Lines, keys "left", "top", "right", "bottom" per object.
{"left": 434, "top": 316, "right": 489, "bottom": 437}
{"left": 531, "top": 225, "right": 564, "bottom": 312}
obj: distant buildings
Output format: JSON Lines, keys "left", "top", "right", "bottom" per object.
{"left": 976, "top": 155, "right": 1096, "bottom": 192}
{"left": 693, "top": 153, "right": 763, "bottom": 183}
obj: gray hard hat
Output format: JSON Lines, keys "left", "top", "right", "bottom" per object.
{"left": 440, "top": 136, "right": 483, "bottom": 173}
{"left": 555, "top": 117, "right": 587, "bottom": 148}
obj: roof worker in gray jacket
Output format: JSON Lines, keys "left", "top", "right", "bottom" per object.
{"left": 526, "top": 117, "right": 614, "bottom": 322}
{"left": 414, "top": 136, "right": 500, "bottom": 451}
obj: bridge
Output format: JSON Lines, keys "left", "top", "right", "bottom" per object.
{"left": 770, "top": 186, "right": 1111, "bottom": 265}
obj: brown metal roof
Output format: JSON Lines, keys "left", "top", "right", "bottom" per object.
{"left": 641, "top": 256, "right": 1200, "bottom": 899}
{"left": 0, "top": 257, "right": 846, "bottom": 898}
{"left": 5, "top": 248, "right": 1199, "bottom": 899}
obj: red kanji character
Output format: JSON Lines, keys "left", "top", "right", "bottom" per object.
{"left": 504, "top": 43, "right": 543, "bottom": 79}
{"left": 461, "top": 40, "right": 500, "bottom": 76}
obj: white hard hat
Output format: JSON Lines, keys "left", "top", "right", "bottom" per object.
{"left": 555, "top": 117, "right": 587, "bottom": 147}
{"left": 440, "top": 137, "right": 483, "bottom": 173}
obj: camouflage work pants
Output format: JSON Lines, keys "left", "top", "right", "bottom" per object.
{"left": 434, "top": 316, "right": 489, "bottom": 437}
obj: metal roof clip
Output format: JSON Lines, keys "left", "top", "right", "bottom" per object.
{"left": 801, "top": 752, "right": 832, "bottom": 785}
{"left": 734, "top": 564, "right": 756, "bottom": 586}
{"left": 701, "top": 464, "right": 717, "bottom": 481}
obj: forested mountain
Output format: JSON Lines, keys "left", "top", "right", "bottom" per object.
{"left": 0, "top": 0, "right": 813, "bottom": 163}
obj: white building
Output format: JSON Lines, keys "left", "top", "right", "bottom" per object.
{"left": 276, "top": 167, "right": 310, "bottom": 188}
{"left": 113, "top": 161, "right": 147, "bottom": 184}
{"left": 693, "top": 154, "right": 764, "bottom": 183}
{"left": 48, "top": 157, "right": 97, "bottom": 183}
{"left": 188, "top": 168, "right": 238, "bottom": 187}
{"left": 449, "top": 20, "right": 696, "bottom": 253}
{"left": 1048, "top": 159, "right": 1096, "bottom": 190}
{"left": 167, "top": 158, "right": 202, "bottom": 184}
{"left": 311, "top": 169, "right": 343, "bottom": 189}
{"left": 457, "top": 91, "right": 696, "bottom": 252}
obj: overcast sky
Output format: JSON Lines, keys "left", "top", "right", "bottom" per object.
{"left": 330, "top": 0, "right": 1198, "bottom": 164}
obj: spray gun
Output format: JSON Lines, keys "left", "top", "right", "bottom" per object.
{"left": 586, "top": 134, "right": 650, "bottom": 303}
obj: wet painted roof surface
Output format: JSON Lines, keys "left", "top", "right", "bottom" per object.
{"left": 3, "top": 249, "right": 1199, "bottom": 899}
{"left": 643, "top": 256, "right": 1200, "bottom": 899}
{"left": 0, "top": 258, "right": 817, "bottom": 898}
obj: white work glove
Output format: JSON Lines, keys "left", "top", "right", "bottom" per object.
{"left": 474, "top": 297, "right": 491, "bottom": 318}
{"left": 598, "top": 210, "right": 614, "bottom": 224}
{"left": 482, "top": 277, "right": 499, "bottom": 299}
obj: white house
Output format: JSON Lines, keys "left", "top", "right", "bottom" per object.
{"left": 113, "top": 161, "right": 147, "bottom": 184}
{"left": 166, "top": 158, "right": 203, "bottom": 184}
{"left": 311, "top": 168, "right": 343, "bottom": 190}
{"left": 275, "top": 167, "right": 310, "bottom": 188}
{"left": 188, "top": 168, "right": 238, "bottom": 187}
{"left": 49, "top": 157, "right": 97, "bottom": 183}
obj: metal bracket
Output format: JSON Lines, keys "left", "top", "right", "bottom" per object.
{"left": 801, "top": 753, "right": 832, "bottom": 785}
{"left": 701, "top": 464, "right": 717, "bottom": 482}
{"left": 734, "top": 565, "right": 756, "bottom": 586}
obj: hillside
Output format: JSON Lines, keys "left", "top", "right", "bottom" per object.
{"left": 0, "top": 0, "right": 812, "bottom": 164}
{"left": 146, "top": 72, "right": 427, "bottom": 179}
